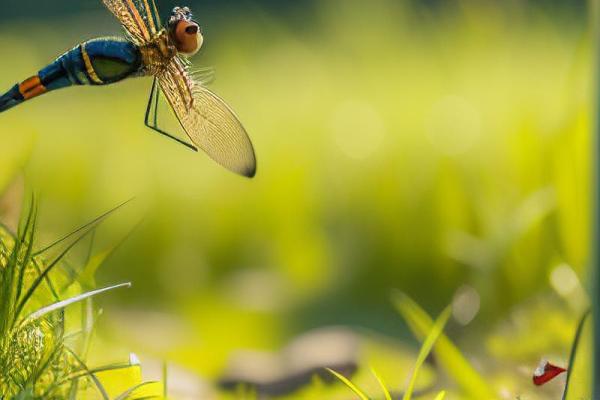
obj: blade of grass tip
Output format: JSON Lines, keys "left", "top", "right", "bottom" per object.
{"left": 391, "top": 291, "right": 496, "bottom": 399}
{"left": 79, "top": 217, "right": 144, "bottom": 290}
{"left": 327, "top": 368, "right": 370, "bottom": 400}
{"left": 6, "top": 201, "right": 36, "bottom": 328}
{"left": 17, "top": 193, "right": 35, "bottom": 238}
{"left": 12, "top": 223, "right": 113, "bottom": 327}
{"left": 562, "top": 310, "right": 591, "bottom": 400}
{"left": 433, "top": 391, "right": 446, "bottom": 400}
{"left": 34, "top": 197, "right": 135, "bottom": 256}
{"left": 12, "top": 196, "right": 36, "bottom": 280}
{"left": 403, "top": 307, "right": 451, "bottom": 400}
{"left": 15, "top": 202, "right": 38, "bottom": 302}
{"left": 370, "top": 367, "right": 392, "bottom": 400}
{"left": 114, "top": 381, "right": 160, "bottom": 400}
{"left": 19, "top": 282, "right": 131, "bottom": 326}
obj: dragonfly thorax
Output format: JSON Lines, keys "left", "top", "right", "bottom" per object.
{"left": 139, "top": 29, "right": 177, "bottom": 75}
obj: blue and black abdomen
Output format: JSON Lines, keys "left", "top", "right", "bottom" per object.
{"left": 0, "top": 37, "right": 142, "bottom": 113}
{"left": 46, "top": 37, "right": 142, "bottom": 87}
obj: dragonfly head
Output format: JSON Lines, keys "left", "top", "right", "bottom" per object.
{"left": 168, "top": 7, "right": 203, "bottom": 57}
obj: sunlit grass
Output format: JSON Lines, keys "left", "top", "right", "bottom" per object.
{"left": 392, "top": 291, "right": 494, "bottom": 399}
{"left": 328, "top": 314, "right": 450, "bottom": 400}
{"left": 0, "top": 201, "right": 162, "bottom": 399}
{"left": 401, "top": 306, "right": 451, "bottom": 400}
{"left": 328, "top": 296, "right": 461, "bottom": 400}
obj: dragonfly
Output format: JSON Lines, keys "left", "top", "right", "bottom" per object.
{"left": 0, "top": 2, "right": 256, "bottom": 178}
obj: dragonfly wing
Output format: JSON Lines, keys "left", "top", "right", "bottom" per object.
{"left": 138, "top": 0, "right": 162, "bottom": 32}
{"left": 158, "top": 58, "right": 257, "bottom": 177}
{"left": 190, "top": 67, "right": 217, "bottom": 86}
{"left": 101, "top": 0, "right": 161, "bottom": 44}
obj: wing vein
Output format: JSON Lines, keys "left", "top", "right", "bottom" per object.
{"left": 124, "top": 0, "right": 151, "bottom": 41}
{"left": 141, "top": 0, "right": 157, "bottom": 34}
{"left": 157, "top": 59, "right": 256, "bottom": 177}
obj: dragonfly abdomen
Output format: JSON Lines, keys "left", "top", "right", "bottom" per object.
{"left": 0, "top": 37, "right": 143, "bottom": 113}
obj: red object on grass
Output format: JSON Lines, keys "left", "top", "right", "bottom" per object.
{"left": 533, "top": 359, "right": 567, "bottom": 386}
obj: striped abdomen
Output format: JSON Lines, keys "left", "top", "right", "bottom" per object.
{"left": 0, "top": 37, "right": 142, "bottom": 113}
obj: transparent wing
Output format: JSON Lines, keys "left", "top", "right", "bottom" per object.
{"left": 158, "top": 57, "right": 257, "bottom": 177}
{"left": 101, "top": 0, "right": 161, "bottom": 44}
{"left": 190, "top": 67, "right": 217, "bottom": 86}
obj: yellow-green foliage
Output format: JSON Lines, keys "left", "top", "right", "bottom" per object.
{"left": 0, "top": 206, "right": 162, "bottom": 399}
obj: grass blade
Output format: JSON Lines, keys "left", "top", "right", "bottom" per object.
{"left": 64, "top": 347, "right": 110, "bottom": 400}
{"left": 41, "top": 347, "right": 111, "bottom": 400}
{"left": 562, "top": 310, "right": 592, "bottom": 400}
{"left": 114, "top": 381, "right": 161, "bottom": 400}
{"left": 562, "top": 310, "right": 590, "bottom": 399}
{"left": 15, "top": 199, "right": 37, "bottom": 303}
{"left": 78, "top": 220, "right": 141, "bottom": 289}
{"left": 13, "top": 222, "right": 105, "bottom": 327}
{"left": 19, "top": 282, "right": 131, "bottom": 326}
{"left": 59, "top": 362, "right": 135, "bottom": 386}
{"left": 370, "top": 367, "right": 392, "bottom": 400}
{"left": 34, "top": 198, "right": 134, "bottom": 256}
{"left": 327, "top": 368, "right": 370, "bottom": 400}
{"left": 402, "top": 307, "right": 451, "bottom": 400}
{"left": 392, "top": 291, "right": 496, "bottom": 399}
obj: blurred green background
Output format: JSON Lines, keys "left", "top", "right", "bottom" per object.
{"left": 0, "top": 0, "right": 592, "bottom": 398}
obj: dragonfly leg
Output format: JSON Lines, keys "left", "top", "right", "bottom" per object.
{"left": 153, "top": 77, "right": 159, "bottom": 127}
{"left": 144, "top": 78, "right": 198, "bottom": 152}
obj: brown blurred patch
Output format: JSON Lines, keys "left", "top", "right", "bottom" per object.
{"left": 0, "top": 174, "right": 24, "bottom": 233}
{"left": 218, "top": 327, "right": 359, "bottom": 397}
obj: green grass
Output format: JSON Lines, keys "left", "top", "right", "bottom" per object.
{"left": 0, "top": 200, "right": 161, "bottom": 399}
{"left": 562, "top": 311, "right": 591, "bottom": 400}
{"left": 392, "top": 292, "right": 495, "bottom": 399}
{"left": 401, "top": 306, "right": 451, "bottom": 400}
{"left": 328, "top": 296, "right": 453, "bottom": 400}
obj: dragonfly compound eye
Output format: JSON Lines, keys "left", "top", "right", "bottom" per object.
{"left": 173, "top": 21, "right": 203, "bottom": 56}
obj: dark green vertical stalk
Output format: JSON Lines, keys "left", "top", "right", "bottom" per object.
{"left": 594, "top": 0, "right": 600, "bottom": 396}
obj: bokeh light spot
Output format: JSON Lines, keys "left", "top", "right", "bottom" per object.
{"left": 452, "top": 285, "right": 481, "bottom": 326}
{"left": 425, "top": 95, "right": 481, "bottom": 155}
{"left": 549, "top": 263, "right": 579, "bottom": 297}
{"left": 330, "top": 100, "right": 386, "bottom": 160}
